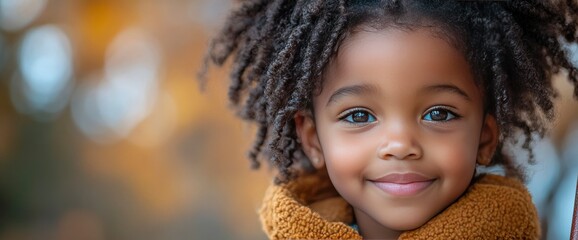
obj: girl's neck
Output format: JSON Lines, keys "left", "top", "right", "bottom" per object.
{"left": 353, "top": 208, "right": 402, "bottom": 240}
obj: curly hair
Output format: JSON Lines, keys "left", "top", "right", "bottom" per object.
{"left": 201, "top": 0, "right": 578, "bottom": 183}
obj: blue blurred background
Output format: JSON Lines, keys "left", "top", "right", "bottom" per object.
{"left": 0, "top": 0, "right": 576, "bottom": 239}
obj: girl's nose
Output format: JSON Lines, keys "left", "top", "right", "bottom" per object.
{"left": 377, "top": 126, "right": 423, "bottom": 161}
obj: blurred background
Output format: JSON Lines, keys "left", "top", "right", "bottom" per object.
{"left": 0, "top": 0, "right": 576, "bottom": 239}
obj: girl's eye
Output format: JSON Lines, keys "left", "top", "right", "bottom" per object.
{"left": 340, "top": 109, "right": 377, "bottom": 124}
{"left": 423, "top": 108, "right": 458, "bottom": 122}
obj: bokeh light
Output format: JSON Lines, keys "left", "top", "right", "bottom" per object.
{"left": 189, "top": 0, "right": 231, "bottom": 30}
{"left": 71, "top": 27, "right": 162, "bottom": 143}
{"left": 0, "top": 0, "right": 47, "bottom": 31}
{"left": 569, "top": 42, "right": 578, "bottom": 67}
{"left": 10, "top": 25, "right": 73, "bottom": 119}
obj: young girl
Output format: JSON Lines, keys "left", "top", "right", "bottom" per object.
{"left": 203, "top": 0, "right": 578, "bottom": 239}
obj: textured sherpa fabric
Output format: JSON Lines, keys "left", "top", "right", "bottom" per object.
{"left": 258, "top": 170, "right": 540, "bottom": 239}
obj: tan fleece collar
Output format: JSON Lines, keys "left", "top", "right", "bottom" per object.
{"left": 258, "top": 170, "right": 540, "bottom": 239}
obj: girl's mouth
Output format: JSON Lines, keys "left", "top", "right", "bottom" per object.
{"left": 370, "top": 173, "right": 435, "bottom": 197}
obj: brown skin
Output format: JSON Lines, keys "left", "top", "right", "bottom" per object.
{"left": 295, "top": 28, "right": 499, "bottom": 239}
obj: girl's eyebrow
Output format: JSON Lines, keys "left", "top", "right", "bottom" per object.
{"left": 326, "top": 83, "right": 471, "bottom": 107}
{"left": 326, "top": 83, "right": 379, "bottom": 107}
{"left": 422, "top": 84, "right": 472, "bottom": 102}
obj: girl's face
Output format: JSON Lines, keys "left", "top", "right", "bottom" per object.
{"left": 296, "top": 28, "right": 498, "bottom": 239}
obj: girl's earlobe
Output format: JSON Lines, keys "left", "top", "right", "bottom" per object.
{"left": 294, "top": 111, "right": 325, "bottom": 169}
{"left": 309, "top": 155, "right": 324, "bottom": 169}
{"left": 477, "top": 153, "right": 491, "bottom": 166}
{"left": 477, "top": 114, "right": 499, "bottom": 166}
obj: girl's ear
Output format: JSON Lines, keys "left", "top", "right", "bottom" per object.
{"left": 294, "top": 110, "right": 325, "bottom": 170}
{"left": 477, "top": 114, "right": 499, "bottom": 166}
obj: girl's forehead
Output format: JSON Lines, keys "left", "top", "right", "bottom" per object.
{"left": 334, "top": 28, "right": 468, "bottom": 74}
{"left": 319, "top": 28, "right": 481, "bottom": 104}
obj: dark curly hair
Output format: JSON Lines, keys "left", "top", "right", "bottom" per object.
{"left": 201, "top": 0, "right": 578, "bottom": 183}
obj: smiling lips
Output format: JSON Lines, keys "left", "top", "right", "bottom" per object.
{"left": 371, "top": 173, "right": 435, "bottom": 197}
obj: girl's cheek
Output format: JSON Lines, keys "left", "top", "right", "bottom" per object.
{"left": 322, "top": 131, "right": 374, "bottom": 175}
{"left": 424, "top": 130, "right": 478, "bottom": 174}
